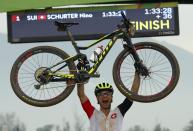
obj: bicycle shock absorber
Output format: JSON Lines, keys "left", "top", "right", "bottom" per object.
{"left": 122, "top": 37, "right": 149, "bottom": 76}
{"left": 76, "top": 54, "right": 90, "bottom": 71}
{"left": 76, "top": 54, "right": 91, "bottom": 82}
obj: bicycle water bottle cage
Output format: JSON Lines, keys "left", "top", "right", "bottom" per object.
{"left": 54, "top": 21, "right": 79, "bottom": 31}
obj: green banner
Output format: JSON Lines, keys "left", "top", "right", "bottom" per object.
{"left": 0, "top": 0, "right": 191, "bottom": 13}
{"left": 0, "top": 0, "right": 135, "bottom": 13}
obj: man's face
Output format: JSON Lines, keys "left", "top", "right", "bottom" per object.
{"left": 97, "top": 91, "right": 113, "bottom": 109}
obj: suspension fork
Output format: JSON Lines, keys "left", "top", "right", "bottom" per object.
{"left": 123, "top": 35, "right": 149, "bottom": 76}
{"left": 123, "top": 35, "right": 141, "bottom": 62}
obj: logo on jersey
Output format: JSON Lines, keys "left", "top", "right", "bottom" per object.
{"left": 111, "top": 113, "right": 117, "bottom": 119}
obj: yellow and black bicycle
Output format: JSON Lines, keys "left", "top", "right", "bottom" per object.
{"left": 10, "top": 12, "right": 180, "bottom": 107}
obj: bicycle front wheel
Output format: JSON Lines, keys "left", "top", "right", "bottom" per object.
{"left": 113, "top": 42, "right": 180, "bottom": 102}
{"left": 10, "top": 46, "right": 77, "bottom": 107}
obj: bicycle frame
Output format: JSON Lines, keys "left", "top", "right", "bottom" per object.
{"left": 48, "top": 27, "right": 140, "bottom": 80}
{"left": 85, "top": 31, "right": 122, "bottom": 75}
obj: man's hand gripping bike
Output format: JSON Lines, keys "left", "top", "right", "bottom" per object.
{"left": 10, "top": 12, "right": 180, "bottom": 107}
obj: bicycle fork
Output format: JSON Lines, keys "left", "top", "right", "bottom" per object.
{"left": 123, "top": 35, "right": 150, "bottom": 77}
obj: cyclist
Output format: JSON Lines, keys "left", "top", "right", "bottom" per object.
{"left": 77, "top": 72, "right": 140, "bottom": 131}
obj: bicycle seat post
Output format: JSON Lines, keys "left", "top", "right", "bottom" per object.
{"left": 66, "top": 28, "right": 80, "bottom": 54}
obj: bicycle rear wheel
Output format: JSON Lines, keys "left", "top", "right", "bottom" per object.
{"left": 113, "top": 42, "right": 180, "bottom": 102}
{"left": 10, "top": 46, "right": 77, "bottom": 107}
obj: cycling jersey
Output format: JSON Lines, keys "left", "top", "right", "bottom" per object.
{"left": 81, "top": 98, "right": 133, "bottom": 131}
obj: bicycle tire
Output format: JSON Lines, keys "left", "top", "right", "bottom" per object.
{"left": 10, "top": 46, "right": 77, "bottom": 107}
{"left": 113, "top": 42, "right": 180, "bottom": 102}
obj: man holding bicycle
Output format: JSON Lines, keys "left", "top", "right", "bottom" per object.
{"left": 77, "top": 72, "right": 140, "bottom": 131}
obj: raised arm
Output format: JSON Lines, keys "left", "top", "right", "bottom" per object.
{"left": 118, "top": 72, "right": 140, "bottom": 116}
{"left": 77, "top": 83, "right": 89, "bottom": 104}
{"left": 77, "top": 83, "right": 95, "bottom": 119}
{"left": 131, "top": 71, "right": 140, "bottom": 94}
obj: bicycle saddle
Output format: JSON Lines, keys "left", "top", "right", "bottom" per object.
{"left": 54, "top": 21, "right": 79, "bottom": 31}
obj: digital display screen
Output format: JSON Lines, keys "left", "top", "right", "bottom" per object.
{"left": 7, "top": 3, "right": 179, "bottom": 43}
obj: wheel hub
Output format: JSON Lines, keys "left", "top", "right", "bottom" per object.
{"left": 34, "top": 67, "right": 52, "bottom": 84}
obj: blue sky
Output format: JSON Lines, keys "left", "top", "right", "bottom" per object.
{"left": 0, "top": 4, "right": 193, "bottom": 131}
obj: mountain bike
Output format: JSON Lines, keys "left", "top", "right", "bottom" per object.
{"left": 10, "top": 12, "right": 180, "bottom": 107}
